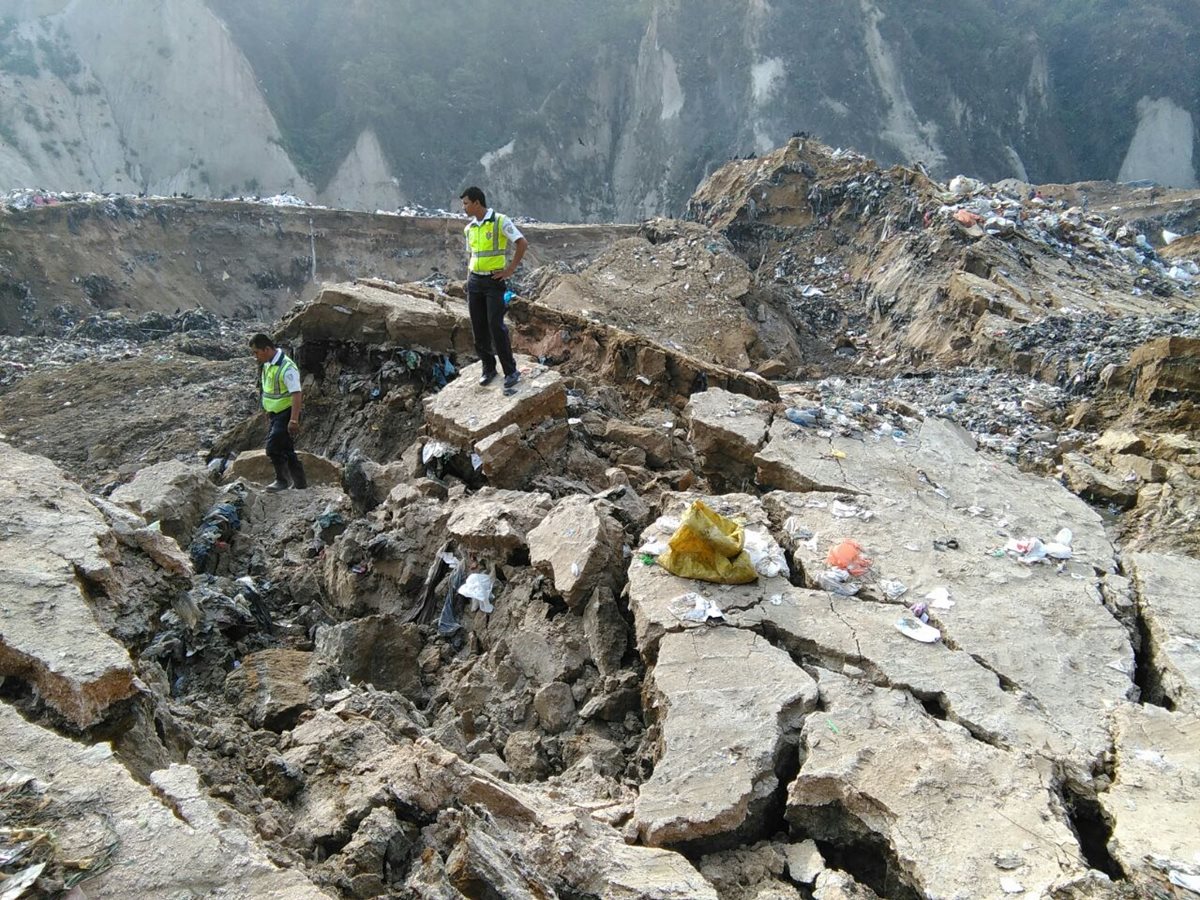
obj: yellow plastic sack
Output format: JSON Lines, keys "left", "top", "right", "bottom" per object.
{"left": 657, "top": 500, "right": 758, "bottom": 584}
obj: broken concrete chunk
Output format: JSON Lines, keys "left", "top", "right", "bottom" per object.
{"left": 784, "top": 839, "right": 825, "bottom": 885}
{"left": 283, "top": 280, "right": 473, "bottom": 354}
{"left": 635, "top": 627, "right": 817, "bottom": 848}
{"left": 1094, "top": 429, "right": 1148, "bottom": 456}
{"left": 0, "top": 442, "right": 137, "bottom": 728}
{"left": 424, "top": 357, "right": 567, "bottom": 446}
{"left": 604, "top": 419, "right": 673, "bottom": 467}
{"left": 225, "top": 448, "right": 343, "bottom": 488}
{"left": 527, "top": 494, "right": 623, "bottom": 607}
{"left": 109, "top": 458, "right": 217, "bottom": 543}
{"left": 1127, "top": 336, "right": 1200, "bottom": 403}
{"left": 533, "top": 681, "right": 576, "bottom": 734}
{"left": 1062, "top": 452, "right": 1140, "bottom": 508}
{"left": 313, "top": 615, "right": 423, "bottom": 699}
{"left": 584, "top": 585, "right": 630, "bottom": 676}
{"left": 685, "top": 387, "right": 773, "bottom": 479}
{"left": 447, "top": 487, "right": 553, "bottom": 554}
{"left": 225, "top": 649, "right": 317, "bottom": 731}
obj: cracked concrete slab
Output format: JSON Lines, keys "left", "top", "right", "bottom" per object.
{"left": 1101, "top": 703, "right": 1200, "bottom": 890}
{"left": 1124, "top": 552, "right": 1200, "bottom": 712}
{"left": 789, "top": 672, "right": 1090, "bottom": 900}
{"left": 634, "top": 627, "right": 817, "bottom": 848}
{"left": 733, "top": 587, "right": 1084, "bottom": 766}
{"left": 757, "top": 417, "right": 1132, "bottom": 774}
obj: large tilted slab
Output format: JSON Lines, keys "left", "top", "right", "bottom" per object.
{"left": 789, "top": 673, "right": 1090, "bottom": 899}
{"left": 0, "top": 703, "right": 331, "bottom": 898}
{"left": 0, "top": 442, "right": 137, "bottom": 728}
{"left": 634, "top": 627, "right": 817, "bottom": 847}
{"left": 282, "top": 280, "right": 474, "bottom": 354}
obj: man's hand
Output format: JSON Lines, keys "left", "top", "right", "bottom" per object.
{"left": 288, "top": 420, "right": 300, "bottom": 435}
{"left": 492, "top": 266, "right": 514, "bottom": 280}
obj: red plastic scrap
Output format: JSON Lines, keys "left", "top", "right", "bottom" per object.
{"left": 826, "top": 539, "right": 872, "bottom": 576}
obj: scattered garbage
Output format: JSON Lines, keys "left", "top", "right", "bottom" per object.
{"left": 458, "top": 572, "right": 496, "bottom": 613}
{"left": 909, "top": 601, "right": 929, "bottom": 622}
{"left": 831, "top": 500, "right": 871, "bottom": 519}
{"left": 668, "top": 591, "right": 725, "bottom": 623}
{"left": 421, "top": 441, "right": 455, "bottom": 464}
{"left": 895, "top": 614, "right": 941, "bottom": 643}
{"left": 924, "top": 586, "right": 955, "bottom": 609}
{"left": 744, "top": 529, "right": 790, "bottom": 578}
{"left": 1003, "top": 527, "right": 1073, "bottom": 564}
{"left": 817, "top": 567, "right": 860, "bottom": 596}
{"left": 1169, "top": 870, "right": 1200, "bottom": 894}
{"left": 657, "top": 500, "right": 758, "bottom": 584}
{"left": 188, "top": 492, "right": 245, "bottom": 574}
{"left": 782, "top": 516, "right": 813, "bottom": 540}
{"left": 785, "top": 407, "right": 821, "bottom": 427}
{"left": 826, "top": 539, "right": 871, "bottom": 576}
{"left": 880, "top": 579, "right": 908, "bottom": 600}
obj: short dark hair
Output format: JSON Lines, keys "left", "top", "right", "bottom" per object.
{"left": 249, "top": 333, "right": 276, "bottom": 350}
{"left": 460, "top": 186, "right": 486, "bottom": 206}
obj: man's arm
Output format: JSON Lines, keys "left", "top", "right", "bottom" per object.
{"left": 498, "top": 236, "right": 527, "bottom": 280}
{"left": 288, "top": 392, "right": 303, "bottom": 435}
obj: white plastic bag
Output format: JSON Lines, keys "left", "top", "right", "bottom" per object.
{"left": 457, "top": 572, "right": 495, "bottom": 613}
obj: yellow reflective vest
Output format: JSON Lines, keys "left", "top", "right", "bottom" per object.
{"left": 465, "top": 212, "right": 509, "bottom": 274}
{"left": 261, "top": 353, "right": 299, "bottom": 413}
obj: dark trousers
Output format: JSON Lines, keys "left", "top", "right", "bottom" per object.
{"left": 266, "top": 409, "right": 306, "bottom": 486}
{"left": 467, "top": 272, "right": 516, "bottom": 377}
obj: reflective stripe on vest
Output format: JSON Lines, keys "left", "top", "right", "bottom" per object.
{"left": 466, "top": 213, "right": 508, "bottom": 273}
{"left": 261, "top": 355, "right": 298, "bottom": 413}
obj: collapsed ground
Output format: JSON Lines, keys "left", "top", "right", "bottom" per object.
{"left": 0, "top": 139, "right": 1198, "bottom": 899}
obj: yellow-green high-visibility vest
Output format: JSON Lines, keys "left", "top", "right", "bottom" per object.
{"left": 261, "top": 354, "right": 298, "bottom": 413}
{"left": 466, "top": 212, "right": 508, "bottom": 274}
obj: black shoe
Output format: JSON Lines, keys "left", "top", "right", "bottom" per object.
{"left": 479, "top": 371, "right": 497, "bottom": 386}
{"left": 287, "top": 460, "right": 307, "bottom": 490}
{"left": 503, "top": 371, "right": 520, "bottom": 389}
{"left": 265, "top": 479, "right": 290, "bottom": 492}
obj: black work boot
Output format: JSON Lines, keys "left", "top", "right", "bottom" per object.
{"left": 288, "top": 458, "right": 308, "bottom": 490}
{"left": 266, "top": 460, "right": 291, "bottom": 492}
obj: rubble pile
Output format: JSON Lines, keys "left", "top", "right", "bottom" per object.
{"left": 0, "top": 137, "right": 1198, "bottom": 898}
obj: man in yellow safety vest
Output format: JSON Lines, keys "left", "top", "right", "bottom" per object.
{"left": 249, "top": 333, "right": 307, "bottom": 492}
{"left": 459, "top": 186, "right": 528, "bottom": 392}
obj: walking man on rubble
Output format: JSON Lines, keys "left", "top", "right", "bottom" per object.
{"left": 249, "top": 333, "right": 307, "bottom": 492}
{"left": 460, "top": 186, "right": 527, "bottom": 392}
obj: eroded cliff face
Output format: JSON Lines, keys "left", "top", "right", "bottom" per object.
{"left": 0, "top": 0, "right": 310, "bottom": 199}
{"left": 0, "top": 0, "right": 1196, "bottom": 221}
{"left": 484, "top": 0, "right": 1083, "bottom": 221}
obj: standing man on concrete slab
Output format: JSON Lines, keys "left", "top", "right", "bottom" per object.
{"left": 249, "top": 333, "right": 307, "bottom": 492}
{"left": 460, "top": 186, "right": 527, "bottom": 391}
